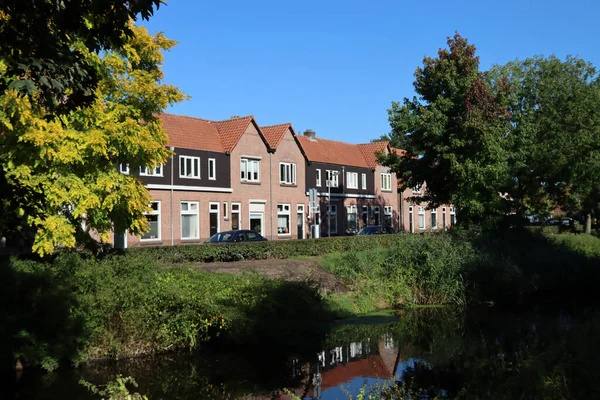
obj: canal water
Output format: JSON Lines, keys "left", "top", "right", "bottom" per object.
{"left": 6, "top": 306, "right": 600, "bottom": 399}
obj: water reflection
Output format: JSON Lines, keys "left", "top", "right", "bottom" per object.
{"left": 7, "top": 306, "right": 600, "bottom": 399}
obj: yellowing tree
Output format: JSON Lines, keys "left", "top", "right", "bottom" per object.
{"left": 0, "top": 24, "right": 187, "bottom": 256}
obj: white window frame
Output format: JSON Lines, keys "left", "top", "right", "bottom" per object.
{"left": 326, "top": 170, "right": 339, "bottom": 188}
{"left": 179, "top": 156, "right": 200, "bottom": 179}
{"left": 450, "top": 206, "right": 456, "bottom": 226}
{"left": 209, "top": 202, "right": 220, "bottom": 234}
{"left": 409, "top": 206, "right": 414, "bottom": 233}
{"left": 328, "top": 204, "right": 338, "bottom": 234}
{"left": 140, "top": 164, "right": 163, "bottom": 177}
{"left": 180, "top": 201, "right": 199, "bottom": 240}
{"left": 347, "top": 205, "right": 358, "bottom": 233}
{"left": 384, "top": 206, "right": 393, "bottom": 228}
{"left": 316, "top": 169, "right": 322, "bottom": 187}
{"left": 431, "top": 208, "right": 438, "bottom": 230}
{"left": 208, "top": 158, "right": 216, "bottom": 180}
{"left": 418, "top": 206, "right": 426, "bottom": 230}
{"left": 381, "top": 173, "right": 392, "bottom": 191}
{"left": 119, "top": 163, "right": 129, "bottom": 174}
{"left": 362, "top": 206, "right": 369, "bottom": 226}
{"left": 297, "top": 204, "right": 305, "bottom": 239}
{"left": 442, "top": 207, "right": 447, "bottom": 229}
{"left": 279, "top": 162, "right": 297, "bottom": 185}
{"left": 346, "top": 172, "right": 358, "bottom": 189}
{"left": 231, "top": 202, "right": 241, "bottom": 230}
{"left": 223, "top": 202, "right": 228, "bottom": 220}
{"left": 241, "top": 157, "right": 260, "bottom": 182}
{"left": 141, "top": 201, "right": 161, "bottom": 241}
{"left": 413, "top": 183, "right": 422, "bottom": 193}
{"left": 372, "top": 206, "right": 380, "bottom": 225}
{"left": 361, "top": 173, "right": 367, "bottom": 190}
{"left": 277, "top": 204, "right": 291, "bottom": 235}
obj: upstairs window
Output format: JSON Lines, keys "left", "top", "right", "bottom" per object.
{"left": 140, "top": 164, "right": 163, "bottom": 176}
{"left": 346, "top": 172, "right": 358, "bottom": 189}
{"left": 361, "top": 173, "right": 367, "bottom": 190}
{"left": 316, "top": 169, "right": 322, "bottom": 187}
{"left": 119, "top": 163, "right": 129, "bottom": 174}
{"left": 326, "top": 170, "right": 339, "bottom": 188}
{"left": 241, "top": 158, "right": 260, "bottom": 182}
{"left": 280, "top": 162, "right": 297, "bottom": 185}
{"left": 381, "top": 173, "right": 392, "bottom": 191}
{"left": 180, "top": 156, "right": 200, "bottom": 179}
{"left": 208, "top": 158, "right": 216, "bottom": 180}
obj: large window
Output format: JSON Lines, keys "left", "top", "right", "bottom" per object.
{"left": 384, "top": 206, "right": 393, "bottom": 228}
{"left": 347, "top": 205, "right": 358, "bottom": 233}
{"left": 316, "top": 169, "right": 322, "bottom": 187}
{"left": 280, "top": 162, "right": 297, "bottom": 185}
{"left": 241, "top": 158, "right": 260, "bottom": 182}
{"left": 326, "top": 170, "right": 339, "bottom": 187}
{"left": 231, "top": 203, "right": 241, "bottom": 230}
{"left": 278, "top": 204, "right": 291, "bottom": 235}
{"left": 381, "top": 173, "right": 392, "bottom": 191}
{"left": 180, "top": 156, "right": 200, "bottom": 179}
{"left": 450, "top": 207, "right": 456, "bottom": 226}
{"left": 180, "top": 201, "right": 199, "bottom": 240}
{"left": 418, "top": 206, "right": 426, "bottom": 229}
{"left": 431, "top": 208, "right": 437, "bottom": 229}
{"left": 208, "top": 158, "right": 216, "bottom": 180}
{"left": 328, "top": 204, "right": 337, "bottom": 234}
{"left": 141, "top": 202, "right": 161, "bottom": 241}
{"left": 361, "top": 173, "right": 367, "bottom": 190}
{"left": 140, "top": 164, "right": 163, "bottom": 176}
{"left": 347, "top": 172, "right": 358, "bottom": 189}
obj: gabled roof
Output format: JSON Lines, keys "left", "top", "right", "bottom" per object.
{"left": 356, "top": 141, "right": 390, "bottom": 169}
{"left": 296, "top": 135, "right": 370, "bottom": 168}
{"left": 159, "top": 114, "right": 224, "bottom": 152}
{"left": 211, "top": 115, "right": 255, "bottom": 153}
{"left": 261, "top": 123, "right": 294, "bottom": 149}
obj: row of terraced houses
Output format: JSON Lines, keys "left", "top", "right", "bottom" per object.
{"left": 113, "top": 114, "right": 456, "bottom": 248}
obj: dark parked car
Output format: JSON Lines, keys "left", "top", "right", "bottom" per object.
{"left": 204, "top": 230, "right": 267, "bottom": 244}
{"left": 356, "top": 225, "right": 396, "bottom": 235}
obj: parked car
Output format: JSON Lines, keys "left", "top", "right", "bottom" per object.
{"left": 356, "top": 225, "right": 396, "bottom": 236}
{"left": 204, "top": 230, "right": 267, "bottom": 244}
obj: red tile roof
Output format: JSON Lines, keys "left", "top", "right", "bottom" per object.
{"left": 296, "top": 135, "right": 370, "bottom": 168}
{"left": 356, "top": 141, "right": 390, "bottom": 169}
{"left": 261, "top": 123, "right": 293, "bottom": 149}
{"left": 159, "top": 114, "right": 224, "bottom": 152}
{"left": 211, "top": 115, "right": 255, "bottom": 152}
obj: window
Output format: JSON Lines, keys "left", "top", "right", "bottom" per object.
{"left": 140, "top": 164, "right": 163, "bottom": 176}
{"left": 223, "top": 202, "right": 228, "bottom": 220}
{"left": 297, "top": 205, "right": 305, "bottom": 239}
{"left": 316, "top": 169, "right": 322, "bottom": 187}
{"left": 431, "top": 208, "right": 437, "bottom": 229}
{"left": 413, "top": 183, "right": 422, "bottom": 193}
{"left": 277, "top": 204, "right": 291, "bottom": 235}
{"left": 381, "top": 173, "right": 392, "bottom": 191}
{"left": 372, "top": 206, "right": 380, "bottom": 226}
{"left": 208, "top": 158, "right": 216, "bottom": 180}
{"left": 326, "top": 170, "right": 339, "bottom": 187}
{"left": 409, "top": 206, "right": 414, "bottom": 233}
{"left": 231, "top": 203, "right": 241, "bottom": 230}
{"left": 141, "top": 202, "right": 160, "bottom": 241}
{"left": 384, "top": 206, "right": 393, "bottom": 228}
{"left": 450, "top": 207, "right": 456, "bottom": 227}
{"left": 119, "top": 163, "right": 129, "bottom": 174}
{"left": 328, "top": 205, "right": 337, "bottom": 234}
{"left": 361, "top": 173, "right": 367, "bottom": 190}
{"left": 180, "top": 201, "right": 199, "bottom": 240}
{"left": 280, "top": 162, "right": 297, "bottom": 185}
{"left": 346, "top": 172, "right": 358, "bottom": 189}
{"left": 362, "top": 206, "right": 369, "bottom": 226}
{"left": 209, "top": 203, "right": 220, "bottom": 236}
{"left": 418, "top": 206, "right": 426, "bottom": 229}
{"left": 241, "top": 158, "right": 260, "bottom": 182}
{"left": 442, "top": 207, "right": 447, "bottom": 230}
{"left": 179, "top": 156, "right": 200, "bottom": 179}
{"left": 347, "top": 205, "right": 358, "bottom": 232}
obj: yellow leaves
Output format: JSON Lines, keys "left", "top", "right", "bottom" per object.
{"left": 31, "top": 215, "right": 76, "bottom": 257}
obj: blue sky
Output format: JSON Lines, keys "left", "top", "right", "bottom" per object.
{"left": 142, "top": 0, "right": 600, "bottom": 144}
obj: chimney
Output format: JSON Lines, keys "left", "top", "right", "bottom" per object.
{"left": 304, "top": 129, "right": 316, "bottom": 141}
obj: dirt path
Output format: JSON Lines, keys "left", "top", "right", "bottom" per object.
{"left": 190, "top": 257, "right": 347, "bottom": 293}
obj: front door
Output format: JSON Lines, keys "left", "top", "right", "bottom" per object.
{"left": 250, "top": 212, "right": 264, "bottom": 236}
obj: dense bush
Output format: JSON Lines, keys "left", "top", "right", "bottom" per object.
{"left": 122, "top": 235, "right": 409, "bottom": 264}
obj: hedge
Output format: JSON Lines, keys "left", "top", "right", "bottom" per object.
{"left": 123, "top": 234, "right": 413, "bottom": 264}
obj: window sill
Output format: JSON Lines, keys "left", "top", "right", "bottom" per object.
{"left": 181, "top": 238, "right": 200, "bottom": 243}
{"left": 278, "top": 233, "right": 292, "bottom": 237}
{"left": 280, "top": 183, "right": 298, "bottom": 187}
{"left": 241, "top": 181, "right": 261, "bottom": 185}
{"left": 179, "top": 176, "right": 201, "bottom": 180}
{"left": 381, "top": 189, "right": 393, "bottom": 192}
{"left": 140, "top": 239, "right": 162, "bottom": 245}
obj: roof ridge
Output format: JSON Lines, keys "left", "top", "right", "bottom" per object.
{"left": 211, "top": 115, "right": 254, "bottom": 124}
{"left": 261, "top": 122, "right": 291, "bottom": 128}
{"left": 160, "top": 113, "right": 213, "bottom": 123}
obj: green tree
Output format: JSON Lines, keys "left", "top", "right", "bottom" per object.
{"left": 0, "top": 24, "right": 186, "bottom": 255}
{"left": 381, "top": 34, "right": 512, "bottom": 225}
{"left": 490, "top": 56, "right": 600, "bottom": 232}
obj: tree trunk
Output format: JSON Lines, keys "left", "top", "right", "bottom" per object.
{"left": 585, "top": 213, "right": 592, "bottom": 234}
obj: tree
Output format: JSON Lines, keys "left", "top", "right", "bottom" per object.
{"left": 490, "top": 56, "right": 600, "bottom": 232}
{"left": 0, "top": 24, "right": 186, "bottom": 255}
{"left": 381, "top": 34, "right": 512, "bottom": 225}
